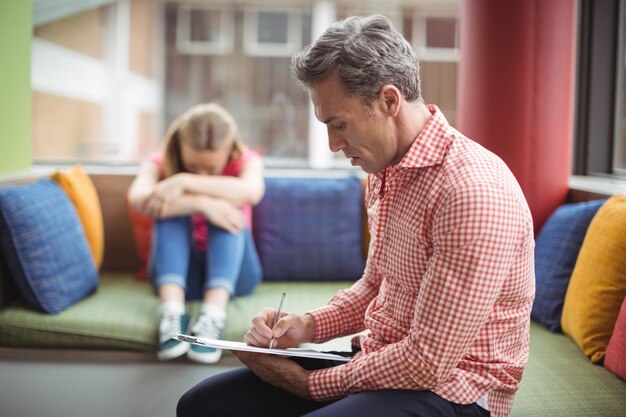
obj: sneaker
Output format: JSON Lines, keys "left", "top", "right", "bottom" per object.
{"left": 187, "top": 312, "right": 225, "bottom": 364}
{"left": 157, "top": 312, "right": 190, "bottom": 361}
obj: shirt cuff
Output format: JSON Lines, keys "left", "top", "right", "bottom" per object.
{"left": 307, "top": 365, "right": 346, "bottom": 401}
{"left": 308, "top": 305, "right": 343, "bottom": 343}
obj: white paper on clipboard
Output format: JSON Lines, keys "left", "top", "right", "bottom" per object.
{"left": 176, "top": 334, "right": 351, "bottom": 362}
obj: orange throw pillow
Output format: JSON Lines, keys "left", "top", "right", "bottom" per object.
{"left": 51, "top": 166, "right": 104, "bottom": 269}
{"left": 561, "top": 195, "right": 626, "bottom": 363}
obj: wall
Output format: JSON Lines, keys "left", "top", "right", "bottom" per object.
{"left": 0, "top": 0, "right": 32, "bottom": 175}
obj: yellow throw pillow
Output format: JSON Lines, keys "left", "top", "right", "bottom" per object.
{"left": 561, "top": 195, "right": 626, "bottom": 363}
{"left": 51, "top": 166, "right": 104, "bottom": 268}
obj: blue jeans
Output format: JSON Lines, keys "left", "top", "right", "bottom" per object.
{"left": 149, "top": 217, "right": 262, "bottom": 300}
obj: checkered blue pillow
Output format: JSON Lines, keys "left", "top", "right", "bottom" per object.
{"left": 532, "top": 199, "right": 605, "bottom": 331}
{"left": 253, "top": 177, "right": 365, "bottom": 281}
{"left": 0, "top": 179, "right": 98, "bottom": 314}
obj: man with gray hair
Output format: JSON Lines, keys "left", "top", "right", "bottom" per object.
{"left": 178, "top": 14, "right": 534, "bottom": 417}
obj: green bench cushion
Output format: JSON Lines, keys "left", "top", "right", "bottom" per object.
{"left": 2, "top": 274, "right": 625, "bottom": 415}
{"left": 511, "top": 321, "right": 626, "bottom": 416}
{"left": 0, "top": 273, "right": 157, "bottom": 351}
{"left": 0, "top": 273, "right": 352, "bottom": 352}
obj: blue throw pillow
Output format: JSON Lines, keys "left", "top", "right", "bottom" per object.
{"left": 532, "top": 199, "right": 605, "bottom": 331}
{"left": 253, "top": 177, "right": 365, "bottom": 281}
{"left": 0, "top": 179, "right": 98, "bottom": 314}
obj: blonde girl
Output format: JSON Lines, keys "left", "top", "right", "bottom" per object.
{"left": 129, "top": 103, "right": 264, "bottom": 363}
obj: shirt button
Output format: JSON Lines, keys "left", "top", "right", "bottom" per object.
{"left": 379, "top": 231, "right": 385, "bottom": 238}
{"left": 384, "top": 302, "right": 390, "bottom": 309}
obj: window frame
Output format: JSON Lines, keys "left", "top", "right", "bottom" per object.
{"left": 615, "top": 0, "right": 626, "bottom": 175}
{"left": 243, "top": 7, "right": 302, "bottom": 57}
{"left": 412, "top": 10, "right": 459, "bottom": 63}
{"left": 574, "top": 0, "right": 623, "bottom": 177}
{"left": 176, "top": 4, "right": 235, "bottom": 55}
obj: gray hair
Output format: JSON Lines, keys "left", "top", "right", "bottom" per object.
{"left": 291, "top": 14, "right": 421, "bottom": 102}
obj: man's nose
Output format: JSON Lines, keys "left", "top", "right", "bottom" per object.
{"left": 328, "top": 129, "right": 346, "bottom": 153}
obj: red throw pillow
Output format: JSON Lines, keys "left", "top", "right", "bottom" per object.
{"left": 605, "top": 296, "right": 626, "bottom": 380}
{"left": 126, "top": 192, "right": 153, "bottom": 280}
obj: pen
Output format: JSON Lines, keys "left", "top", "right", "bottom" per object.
{"left": 269, "top": 292, "right": 286, "bottom": 349}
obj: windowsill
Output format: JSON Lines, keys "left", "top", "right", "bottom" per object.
{"left": 1, "top": 163, "right": 366, "bottom": 181}
{"left": 569, "top": 175, "right": 626, "bottom": 196}
{"left": 0, "top": 165, "right": 56, "bottom": 184}
{"left": 6, "top": 167, "right": 621, "bottom": 193}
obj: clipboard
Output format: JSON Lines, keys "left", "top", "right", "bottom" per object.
{"left": 176, "top": 334, "right": 351, "bottom": 362}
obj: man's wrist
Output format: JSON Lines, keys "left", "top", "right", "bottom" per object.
{"left": 303, "top": 313, "right": 317, "bottom": 343}
{"left": 294, "top": 367, "right": 312, "bottom": 400}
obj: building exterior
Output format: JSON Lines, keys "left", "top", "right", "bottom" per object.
{"left": 31, "top": 0, "right": 460, "bottom": 168}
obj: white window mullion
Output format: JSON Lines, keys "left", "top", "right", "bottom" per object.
{"left": 102, "top": 0, "right": 138, "bottom": 161}
{"left": 308, "top": 1, "right": 336, "bottom": 169}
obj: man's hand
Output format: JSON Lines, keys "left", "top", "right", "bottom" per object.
{"left": 237, "top": 310, "right": 317, "bottom": 398}
{"left": 244, "top": 310, "right": 316, "bottom": 349}
{"left": 233, "top": 351, "right": 312, "bottom": 399}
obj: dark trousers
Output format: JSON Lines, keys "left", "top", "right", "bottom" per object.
{"left": 177, "top": 358, "right": 491, "bottom": 417}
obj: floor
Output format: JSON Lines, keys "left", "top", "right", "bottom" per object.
{"left": 0, "top": 359, "right": 239, "bottom": 417}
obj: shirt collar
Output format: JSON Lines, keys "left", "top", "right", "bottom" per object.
{"left": 396, "top": 104, "right": 452, "bottom": 170}
{"left": 372, "top": 105, "right": 452, "bottom": 183}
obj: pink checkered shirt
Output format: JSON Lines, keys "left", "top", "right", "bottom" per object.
{"left": 307, "top": 106, "right": 535, "bottom": 417}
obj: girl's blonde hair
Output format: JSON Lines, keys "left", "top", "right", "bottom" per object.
{"left": 162, "top": 103, "right": 244, "bottom": 177}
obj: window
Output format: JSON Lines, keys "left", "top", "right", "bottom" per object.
{"left": 244, "top": 8, "right": 302, "bottom": 56}
{"left": 176, "top": 5, "right": 234, "bottom": 55}
{"left": 31, "top": 0, "right": 462, "bottom": 168}
{"left": 575, "top": 0, "right": 625, "bottom": 178}
{"left": 426, "top": 17, "right": 457, "bottom": 49}
{"left": 31, "top": 0, "right": 162, "bottom": 164}
{"left": 411, "top": 10, "right": 459, "bottom": 127}
{"left": 413, "top": 13, "right": 459, "bottom": 62}
{"left": 164, "top": 4, "right": 312, "bottom": 166}
{"left": 617, "top": 2, "right": 626, "bottom": 174}
{"left": 243, "top": 9, "right": 302, "bottom": 57}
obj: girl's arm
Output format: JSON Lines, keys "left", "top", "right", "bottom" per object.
{"left": 128, "top": 160, "right": 206, "bottom": 220}
{"left": 130, "top": 160, "right": 244, "bottom": 232}
{"left": 127, "top": 160, "right": 160, "bottom": 214}
{"left": 156, "top": 157, "right": 265, "bottom": 207}
{"left": 159, "top": 194, "right": 244, "bottom": 233}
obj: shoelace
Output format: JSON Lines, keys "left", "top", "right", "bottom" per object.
{"left": 159, "top": 313, "right": 182, "bottom": 343}
{"left": 191, "top": 313, "right": 224, "bottom": 339}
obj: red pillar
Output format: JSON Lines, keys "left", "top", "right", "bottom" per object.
{"left": 457, "top": 0, "right": 576, "bottom": 232}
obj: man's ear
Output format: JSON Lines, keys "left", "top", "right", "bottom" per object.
{"left": 379, "top": 85, "right": 401, "bottom": 117}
